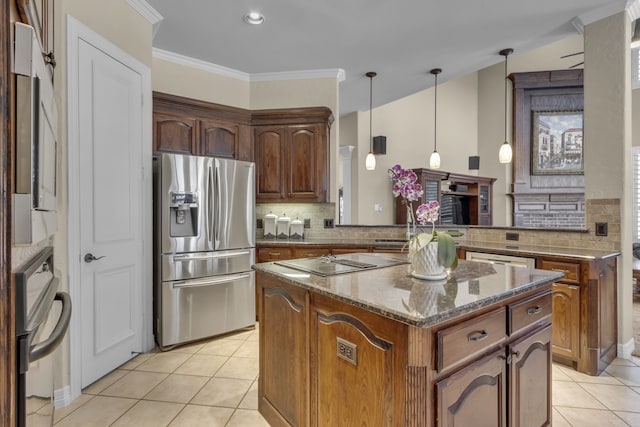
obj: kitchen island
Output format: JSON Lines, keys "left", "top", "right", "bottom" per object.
{"left": 254, "top": 253, "right": 563, "bottom": 426}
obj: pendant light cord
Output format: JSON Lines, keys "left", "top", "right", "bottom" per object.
{"left": 370, "top": 74, "right": 373, "bottom": 153}
{"left": 504, "top": 53, "right": 508, "bottom": 142}
{"left": 434, "top": 72, "right": 438, "bottom": 152}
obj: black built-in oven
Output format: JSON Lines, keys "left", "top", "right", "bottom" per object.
{"left": 14, "top": 247, "right": 71, "bottom": 427}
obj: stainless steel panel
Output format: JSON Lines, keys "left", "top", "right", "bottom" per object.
{"left": 162, "top": 248, "right": 255, "bottom": 282}
{"left": 214, "top": 158, "right": 255, "bottom": 250}
{"left": 159, "top": 271, "right": 255, "bottom": 348}
{"left": 159, "top": 153, "right": 213, "bottom": 254}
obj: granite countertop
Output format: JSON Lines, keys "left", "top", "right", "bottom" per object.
{"left": 458, "top": 241, "right": 620, "bottom": 260}
{"left": 253, "top": 254, "right": 562, "bottom": 328}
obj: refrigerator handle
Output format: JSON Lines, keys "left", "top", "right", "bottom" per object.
{"left": 172, "top": 273, "right": 251, "bottom": 289}
{"left": 207, "top": 162, "right": 213, "bottom": 247}
{"left": 173, "top": 251, "right": 251, "bottom": 262}
{"left": 214, "top": 161, "right": 221, "bottom": 246}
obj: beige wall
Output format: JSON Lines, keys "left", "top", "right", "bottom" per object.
{"left": 151, "top": 58, "right": 250, "bottom": 109}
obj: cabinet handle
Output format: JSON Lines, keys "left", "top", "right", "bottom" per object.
{"left": 269, "top": 252, "right": 281, "bottom": 256}
{"left": 498, "top": 354, "right": 513, "bottom": 364}
{"left": 468, "top": 330, "right": 488, "bottom": 342}
{"left": 550, "top": 268, "right": 570, "bottom": 274}
{"left": 306, "top": 253, "right": 318, "bottom": 257}
{"left": 527, "top": 306, "right": 542, "bottom": 315}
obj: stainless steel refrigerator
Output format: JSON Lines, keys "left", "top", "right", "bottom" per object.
{"left": 153, "top": 153, "right": 256, "bottom": 349}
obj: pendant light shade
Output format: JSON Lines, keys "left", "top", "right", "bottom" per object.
{"left": 429, "top": 68, "right": 442, "bottom": 169}
{"left": 365, "top": 71, "right": 377, "bottom": 171}
{"left": 498, "top": 48, "right": 513, "bottom": 164}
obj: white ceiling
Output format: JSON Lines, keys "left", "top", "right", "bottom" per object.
{"left": 146, "top": 0, "right": 627, "bottom": 116}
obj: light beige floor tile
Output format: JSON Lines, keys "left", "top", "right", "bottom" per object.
{"left": 552, "top": 364, "right": 573, "bottom": 381}
{"left": 551, "top": 408, "right": 572, "bottom": 427}
{"left": 215, "top": 357, "right": 259, "bottom": 380}
{"left": 173, "top": 354, "right": 228, "bottom": 377}
{"left": 238, "top": 381, "right": 258, "bottom": 410}
{"left": 54, "top": 396, "right": 136, "bottom": 427}
{"left": 134, "top": 352, "right": 192, "bottom": 374}
{"left": 615, "top": 411, "right": 640, "bottom": 425}
{"left": 168, "top": 405, "right": 234, "bottom": 427}
{"left": 246, "top": 331, "right": 259, "bottom": 342}
{"left": 554, "top": 407, "right": 629, "bottom": 427}
{"left": 144, "top": 374, "right": 209, "bottom": 403}
{"left": 53, "top": 394, "right": 94, "bottom": 424}
{"left": 100, "top": 371, "right": 168, "bottom": 399}
{"left": 83, "top": 369, "right": 129, "bottom": 395}
{"left": 629, "top": 355, "right": 640, "bottom": 366}
{"left": 111, "top": 400, "right": 184, "bottom": 427}
{"left": 198, "top": 339, "right": 243, "bottom": 356}
{"left": 552, "top": 380, "right": 607, "bottom": 409}
{"left": 167, "top": 341, "right": 206, "bottom": 354}
{"left": 561, "top": 367, "right": 623, "bottom": 385}
{"left": 118, "top": 353, "right": 156, "bottom": 370}
{"left": 233, "top": 340, "right": 259, "bottom": 358}
{"left": 191, "top": 377, "right": 252, "bottom": 407}
{"left": 604, "top": 364, "right": 640, "bottom": 387}
{"left": 609, "top": 357, "right": 638, "bottom": 367}
{"left": 225, "top": 328, "right": 256, "bottom": 341}
{"left": 226, "top": 409, "right": 271, "bottom": 426}
{"left": 634, "top": 386, "right": 640, "bottom": 395}
{"left": 579, "top": 383, "right": 640, "bottom": 412}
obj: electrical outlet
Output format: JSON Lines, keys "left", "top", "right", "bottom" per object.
{"left": 304, "top": 219, "right": 311, "bottom": 228}
{"left": 595, "top": 222, "right": 608, "bottom": 236}
{"left": 324, "top": 218, "right": 334, "bottom": 228}
{"left": 257, "top": 218, "right": 263, "bottom": 229}
{"left": 506, "top": 232, "right": 519, "bottom": 241}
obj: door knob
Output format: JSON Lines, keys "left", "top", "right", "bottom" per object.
{"left": 84, "top": 253, "right": 105, "bottom": 263}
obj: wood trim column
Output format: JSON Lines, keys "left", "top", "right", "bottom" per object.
{"left": 0, "top": 0, "right": 14, "bottom": 425}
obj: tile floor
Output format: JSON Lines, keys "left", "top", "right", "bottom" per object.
{"left": 53, "top": 323, "right": 640, "bottom": 426}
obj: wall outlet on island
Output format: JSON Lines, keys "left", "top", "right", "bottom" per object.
{"left": 324, "top": 218, "right": 334, "bottom": 228}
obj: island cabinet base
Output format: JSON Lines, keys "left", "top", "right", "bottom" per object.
{"left": 257, "top": 271, "right": 553, "bottom": 427}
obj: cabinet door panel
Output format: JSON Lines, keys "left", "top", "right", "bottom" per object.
{"left": 314, "top": 312, "right": 394, "bottom": 427}
{"left": 551, "top": 283, "right": 580, "bottom": 360}
{"left": 255, "top": 126, "right": 285, "bottom": 199}
{"left": 287, "top": 125, "right": 326, "bottom": 201}
{"left": 200, "top": 119, "right": 238, "bottom": 158}
{"left": 153, "top": 112, "right": 197, "bottom": 154}
{"left": 510, "top": 325, "right": 552, "bottom": 427}
{"left": 436, "top": 349, "right": 507, "bottom": 427}
{"left": 259, "top": 280, "right": 308, "bottom": 427}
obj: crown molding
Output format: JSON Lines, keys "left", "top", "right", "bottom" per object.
{"left": 152, "top": 48, "right": 346, "bottom": 83}
{"left": 571, "top": 0, "right": 628, "bottom": 33}
{"left": 252, "top": 68, "right": 346, "bottom": 82}
{"left": 127, "top": 0, "right": 163, "bottom": 37}
{"left": 153, "top": 48, "right": 251, "bottom": 81}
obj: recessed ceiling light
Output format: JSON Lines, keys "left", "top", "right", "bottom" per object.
{"left": 243, "top": 12, "right": 264, "bottom": 25}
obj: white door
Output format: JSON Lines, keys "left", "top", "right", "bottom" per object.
{"left": 76, "top": 33, "right": 145, "bottom": 387}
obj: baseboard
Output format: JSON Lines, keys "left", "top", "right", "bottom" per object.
{"left": 618, "top": 338, "right": 636, "bottom": 360}
{"left": 54, "top": 385, "right": 72, "bottom": 409}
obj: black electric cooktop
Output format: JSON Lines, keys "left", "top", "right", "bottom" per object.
{"left": 275, "top": 253, "right": 408, "bottom": 276}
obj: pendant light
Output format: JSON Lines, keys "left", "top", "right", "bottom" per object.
{"left": 429, "top": 68, "right": 442, "bottom": 169}
{"left": 365, "top": 71, "right": 377, "bottom": 171}
{"left": 498, "top": 48, "right": 513, "bottom": 164}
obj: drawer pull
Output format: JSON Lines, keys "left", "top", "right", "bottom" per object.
{"left": 468, "top": 330, "right": 488, "bottom": 342}
{"left": 269, "top": 252, "right": 281, "bottom": 256}
{"left": 551, "top": 268, "right": 570, "bottom": 274}
{"left": 527, "top": 306, "right": 542, "bottom": 315}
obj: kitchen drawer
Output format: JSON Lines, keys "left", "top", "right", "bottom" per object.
{"left": 258, "top": 247, "right": 293, "bottom": 262}
{"left": 539, "top": 260, "right": 580, "bottom": 284}
{"left": 508, "top": 291, "right": 552, "bottom": 337}
{"left": 292, "top": 248, "right": 331, "bottom": 258}
{"left": 436, "top": 307, "right": 507, "bottom": 373}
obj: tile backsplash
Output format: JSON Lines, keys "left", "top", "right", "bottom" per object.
{"left": 256, "top": 203, "right": 336, "bottom": 239}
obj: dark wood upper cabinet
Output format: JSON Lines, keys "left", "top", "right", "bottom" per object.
{"left": 153, "top": 112, "right": 197, "bottom": 155}
{"left": 152, "top": 92, "right": 253, "bottom": 161}
{"left": 200, "top": 119, "right": 239, "bottom": 159}
{"left": 152, "top": 94, "right": 333, "bottom": 204}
